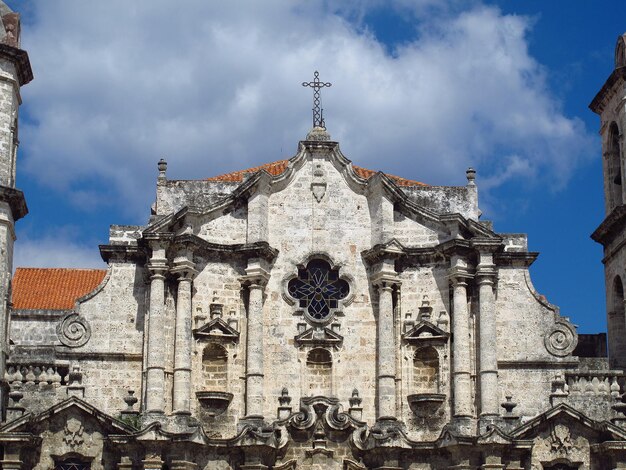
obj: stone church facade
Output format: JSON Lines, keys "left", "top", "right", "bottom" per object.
{"left": 0, "top": 4, "right": 626, "bottom": 469}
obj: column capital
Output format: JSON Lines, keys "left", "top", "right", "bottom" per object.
{"left": 370, "top": 272, "right": 401, "bottom": 290}
{"left": 171, "top": 259, "right": 197, "bottom": 281}
{"left": 470, "top": 238, "right": 502, "bottom": 253}
{"left": 475, "top": 270, "right": 497, "bottom": 285}
{"left": 147, "top": 260, "right": 168, "bottom": 279}
{"left": 240, "top": 276, "right": 269, "bottom": 289}
{"left": 448, "top": 267, "right": 472, "bottom": 285}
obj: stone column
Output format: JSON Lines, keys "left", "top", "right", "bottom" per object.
{"left": 245, "top": 280, "right": 266, "bottom": 419}
{"left": 474, "top": 242, "right": 499, "bottom": 421}
{"left": 172, "top": 252, "right": 197, "bottom": 415}
{"left": 145, "top": 241, "right": 169, "bottom": 414}
{"left": 376, "top": 281, "right": 398, "bottom": 421}
{"left": 450, "top": 258, "right": 472, "bottom": 419}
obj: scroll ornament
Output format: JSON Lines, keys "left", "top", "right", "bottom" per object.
{"left": 57, "top": 312, "right": 91, "bottom": 348}
{"left": 544, "top": 320, "right": 577, "bottom": 357}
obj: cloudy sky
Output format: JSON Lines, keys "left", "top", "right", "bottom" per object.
{"left": 6, "top": 0, "right": 625, "bottom": 333}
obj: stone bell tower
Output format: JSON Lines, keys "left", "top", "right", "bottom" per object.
{"left": 591, "top": 33, "right": 626, "bottom": 369}
{"left": 0, "top": 2, "right": 32, "bottom": 411}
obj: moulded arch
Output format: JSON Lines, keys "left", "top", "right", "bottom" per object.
{"left": 616, "top": 34, "right": 626, "bottom": 68}
{"left": 607, "top": 122, "right": 623, "bottom": 207}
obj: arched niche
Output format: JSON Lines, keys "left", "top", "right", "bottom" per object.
{"left": 412, "top": 346, "right": 440, "bottom": 394}
{"left": 305, "top": 347, "right": 333, "bottom": 397}
{"left": 202, "top": 342, "right": 228, "bottom": 391}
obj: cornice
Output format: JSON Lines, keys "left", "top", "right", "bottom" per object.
{"left": 589, "top": 66, "right": 626, "bottom": 114}
{"left": 591, "top": 204, "right": 626, "bottom": 246}
{"left": 0, "top": 185, "right": 27, "bottom": 221}
{"left": 99, "top": 244, "right": 148, "bottom": 263}
{"left": 0, "top": 43, "right": 33, "bottom": 86}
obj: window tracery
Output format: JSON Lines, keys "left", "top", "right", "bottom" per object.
{"left": 287, "top": 259, "right": 349, "bottom": 323}
{"left": 55, "top": 460, "right": 90, "bottom": 470}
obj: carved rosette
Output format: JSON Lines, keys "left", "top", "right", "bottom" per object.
{"left": 544, "top": 320, "right": 577, "bottom": 357}
{"left": 57, "top": 313, "right": 92, "bottom": 348}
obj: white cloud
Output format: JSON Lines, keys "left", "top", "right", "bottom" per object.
{"left": 14, "top": 0, "right": 592, "bottom": 219}
{"left": 14, "top": 231, "right": 105, "bottom": 269}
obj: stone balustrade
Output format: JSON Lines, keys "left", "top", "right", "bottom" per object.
{"left": 4, "top": 363, "right": 69, "bottom": 386}
{"left": 565, "top": 371, "right": 623, "bottom": 397}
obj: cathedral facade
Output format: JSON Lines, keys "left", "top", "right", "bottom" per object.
{"left": 0, "top": 4, "right": 626, "bottom": 469}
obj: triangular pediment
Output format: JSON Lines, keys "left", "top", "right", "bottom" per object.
{"left": 403, "top": 321, "right": 449, "bottom": 343}
{"left": 194, "top": 317, "right": 240, "bottom": 342}
{"left": 295, "top": 327, "right": 343, "bottom": 348}
{"left": 511, "top": 403, "right": 626, "bottom": 442}
{"left": 0, "top": 396, "right": 134, "bottom": 435}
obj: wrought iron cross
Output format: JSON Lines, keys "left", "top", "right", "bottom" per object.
{"left": 302, "top": 71, "right": 332, "bottom": 129}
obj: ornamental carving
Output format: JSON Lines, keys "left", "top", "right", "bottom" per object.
{"left": 549, "top": 424, "right": 574, "bottom": 454}
{"left": 63, "top": 417, "right": 85, "bottom": 448}
{"left": 544, "top": 320, "right": 577, "bottom": 357}
{"left": 57, "top": 313, "right": 91, "bottom": 348}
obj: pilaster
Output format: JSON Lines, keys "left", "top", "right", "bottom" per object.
{"left": 241, "top": 259, "right": 270, "bottom": 423}
{"left": 145, "top": 239, "right": 169, "bottom": 415}
{"left": 472, "top": 239, "right": 500, "bottom": 426}
{"left": 371, "top": 257, "right": 400, "bottom": 423}
{"left": 449, "top": 254, "right": 473, "bottom": 423}
{"left": 171, "top": 249, "right": 197, "bottom": 416}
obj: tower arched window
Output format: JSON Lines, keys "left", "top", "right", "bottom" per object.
{"left": 613, "top": 276, "right": 624, "bottom": 317}
{"left": 608, "top": 122, "right": 622, "bottom": 207}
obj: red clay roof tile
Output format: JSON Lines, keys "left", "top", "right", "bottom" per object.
{"left": 12, "top": 268, "right": 107, "bottom": 310}
{"left": 206, "top": 160, "right": 426, "bottom": 187}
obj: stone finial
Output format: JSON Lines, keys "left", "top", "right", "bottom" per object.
{"left": 419, "top": 295, "right": 432, "bottom": 322}
{"left": 278, "top": 387, "right": 291, "bottom": 406}
{"left": 277, "top": 387, "right": 292, "bottom": 420}
{"left": 349, "top": 389, "right": 363, "bottom": 420}
{"left": 157, "top": 158, "right": 167, "bottom": 179}
{"left": 349, "top": 389, "right": 362, "bottom": 407}
{"left": 466, "top": 167, "right": 476, "bottom": 186}
{"left": 501, "top": 395, "right": 517, "bottom": 415}
{"left": 123, "top": 390, "right": 138, "bottom": 411}
{"left": 210, "top": 303, "right": 223, "bottom": 319}
{"left": 67, "top": 365, "right": 85, "bottom": 398}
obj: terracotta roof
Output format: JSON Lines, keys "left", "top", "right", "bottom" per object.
{"left": 206, "top": 160, "right": 427, "bottom": 187}
{"left": 12, "top": 268, "right": 107, "bottom": 310}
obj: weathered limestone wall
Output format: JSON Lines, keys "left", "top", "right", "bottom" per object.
{"left": 0, "top": 57, "right": 18, "bottom": 187}
{"left": 403, "top": 184, "right": 479, "bottom": 220}
{"left": 155, "top": 179, "right": 238, "bottom": 215}
{"left": 393, "top": 210, "right": 446, "bottom": 246}
{"left": 265, "top": 157, "right": 378, "bottom": 422}
{"left": 197, "top": 205, "right": 247, "bottom": 244}
{"left": 495, "top": 267, "right": 568, "bottom": 362}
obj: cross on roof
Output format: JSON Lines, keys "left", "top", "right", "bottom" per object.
{"left": 302, "top": 71, "right": 331, "bottom": 129}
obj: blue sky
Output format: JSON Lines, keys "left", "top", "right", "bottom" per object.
{"left": 6, "top": 0, "right": 626, "bottom": 333}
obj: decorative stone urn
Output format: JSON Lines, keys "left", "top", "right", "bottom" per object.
{"left": 196, "top": 391, "right": 234, "bottom": 416}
